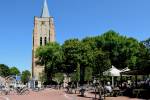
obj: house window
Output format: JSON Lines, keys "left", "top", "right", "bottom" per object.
{"left": 44, "top": 37, "right": 47, "bottom": 45}
{"left": 40, "top": 37, "right": 42, "bottom": 46}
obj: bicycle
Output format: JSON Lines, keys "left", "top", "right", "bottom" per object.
{"left": 15, "top": 87, "right": 30, "bottom": 95}
{"left": 0, "top": 88, "right": 10, "bottom": 95}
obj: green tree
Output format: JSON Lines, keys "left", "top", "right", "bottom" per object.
{"left": 84, "top": 67, "right": 93, "bottom": 83}
{"left": 0, "top": 64, "right": 10, "bottom": 77}
{"left": 39, "top": 70, "right": 46, "bottom": 85}
{"left": 36, "top": 42, "right": 62, "bottom": 83}
{"left": 21, "top": 70, "right": 31, "bottom": 84}
{"left": 95, "top": 30, "right": 140, "bottom": 69}
{"left": 35, "top": 30, "right": 149, "bottom": 86}
{"left": 62, "top": 39, "right": 81, "bottom": 74}
{"left": 10, "top": 67, "right": 20, "bottom": 75}
{"left": 82, "top": 36, "right": 110, "bottom": 79}
{"left": 93, "top": 49, "right": 111, "bottom": 78}
{"left": 141, "top": 38, "right": 150, "bottom": 71}
{"left": 142, "top": 38, "right": 150, "bottom": 49}
{"left": 82, "top": 30, "right": 141, "bottom": 78}
{"left": 53, "top": 73, "right": 64, "bottom": 84}
{"left": 136, "top": 42, "right": 150, "bottom": 71}
{"left": 63, "top": 39, "right": 93, "bottom": 85}
{"left": 70, "top": 64, "right": 80, "bottom": 82}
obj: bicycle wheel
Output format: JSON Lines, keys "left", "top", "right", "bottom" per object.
{"left": 1, "top": 90, "right": 9, "bottom": 95}
{"left": 21, "top": 89, "right": 30, "bottom": 95}
{"left": 0, "top": 90, "right": 4, "bottom": 95}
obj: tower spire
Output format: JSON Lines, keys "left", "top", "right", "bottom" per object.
{"left": 41, "top": 0, "right": 50, "bottom": 17}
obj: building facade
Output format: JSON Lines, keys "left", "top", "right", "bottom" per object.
{"left": 32, "top": 0, "right": 55, "bottom": 80}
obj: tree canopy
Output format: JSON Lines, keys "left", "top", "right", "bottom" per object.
{"left": 10, "top": 67, "right": 20, "bottom": 75}
{"left": 21, "top": 70, "right": 31, "bottom": 84}
{"left": 36, "top": 42, "right": 62, "bottom": 82}
{"left": 35, "top": 30, "right": 150, "bottom": 84}
{"left": 0, "top": 64, "right": 10, "bottom": 77}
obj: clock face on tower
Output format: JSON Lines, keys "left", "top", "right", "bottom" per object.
{"left": 40, "top": 21, "right": 47, "bottom": 36}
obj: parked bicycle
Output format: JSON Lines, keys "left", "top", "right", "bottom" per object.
{"left": 0, "top": 86, "right": 11, "bottom": 95}
{"left": 15, "top": 87, "right": 30, "bottom": 95}
{"left": 0, "top": 86, "right": 30, "bottom": 95}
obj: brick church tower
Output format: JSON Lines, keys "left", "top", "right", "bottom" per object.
{"left": 32, "top": 0, "right": 55, "bottom": 80}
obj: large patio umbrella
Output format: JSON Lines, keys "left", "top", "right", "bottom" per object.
{"left": 103, "top": 65, "right": 121, "bottom": 87}
{"left": 121, "top": 67, "right": 130, "bottom": 72}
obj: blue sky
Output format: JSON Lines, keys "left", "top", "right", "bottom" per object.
{"left": 0, "top": 0, "right": 150, "bottom": 72}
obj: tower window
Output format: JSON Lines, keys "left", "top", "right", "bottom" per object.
{"left": 41, "top": 21, "right": 45, "bottom": 25}
{"left": 40, "top": 37, "right": 42, "bottom": 46}
{"left": 44, "top": 37, "right": 47, "bottom": 45}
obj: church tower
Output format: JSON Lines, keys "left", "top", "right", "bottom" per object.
{"left": 32, "top": 0, "right": 55, "bottom": 80}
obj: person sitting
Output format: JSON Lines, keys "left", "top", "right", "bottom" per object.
{"left": 105, "top": 82, "right": 112, "bottom": 93}
{"left": 121, "top": 82, "right": 127, "bottom": 90}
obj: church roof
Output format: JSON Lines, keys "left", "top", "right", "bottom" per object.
{"left": 41, "top": 0, "right": 50, "bottom": 17}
